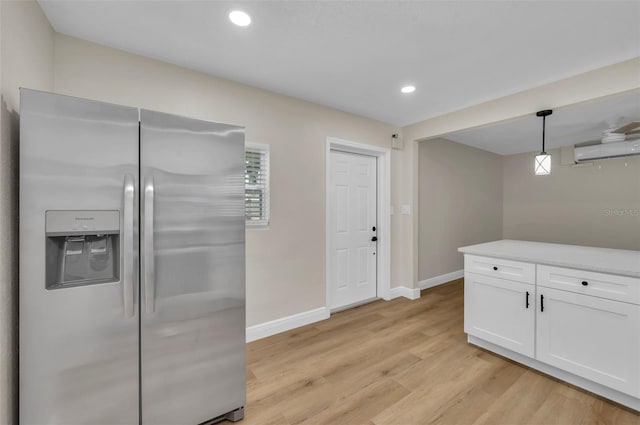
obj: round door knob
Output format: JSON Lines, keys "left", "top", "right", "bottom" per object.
{"left": 493, "top": 266, "right": 498, "bottom": 271}
{"left": 371, "top": 236, "right": 378, "bottom": 242}
{"left": 581, "top": 281, "right": 588, "bottom": 286}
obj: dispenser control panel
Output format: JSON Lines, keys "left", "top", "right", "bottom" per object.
{"left": 45, "top": 210, "right": 120, "bottom": 236}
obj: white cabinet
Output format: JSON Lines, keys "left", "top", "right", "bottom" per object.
{"left": 536, "top": 287, "right": 640, "bottom": 398}
{"left": 464, "top": 272, "right": 535, "bottom": 357}
{"left": 460, "top": 242, "right": 640, "bottom": 410}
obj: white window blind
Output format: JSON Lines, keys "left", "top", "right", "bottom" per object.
{"left": 245, "top": 143, "right": 270, "bottom": 227}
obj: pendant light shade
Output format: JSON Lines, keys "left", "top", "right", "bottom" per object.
{"left": 534, "top": 153, "right": 551, "bottom": 175}
{"left": 535, "top": 110, "right": 553, "bottom": 175}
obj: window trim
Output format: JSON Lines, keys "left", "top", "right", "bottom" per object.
{"left": 245, "top": 142, "right": 270, "bottom": 229}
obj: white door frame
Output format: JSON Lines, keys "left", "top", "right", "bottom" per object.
{"left": 325, "top": 137, "right": 391, "bottom": 310}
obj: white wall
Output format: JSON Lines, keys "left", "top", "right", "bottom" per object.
{"left": 400, "top": 58, "right": 640, "bottom": 289}
{"left": 418, "top": 139, "right": 503, "bottom": 281}
{"left": 0, "top": 2, "right": 54, "bottom": 422}
{"left": 52, "top": 34, "right": 399, "bottom": 326}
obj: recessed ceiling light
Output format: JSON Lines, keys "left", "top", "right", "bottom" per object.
{"left": 229, "top": 10, "right": 251, "bottom": 27}
{"left": 401, "top": 86, "right": 416, "bottom": 94}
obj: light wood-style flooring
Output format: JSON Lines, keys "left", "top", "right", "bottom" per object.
{"left": 243, "top": 280, "right": 640, "bottom": 425}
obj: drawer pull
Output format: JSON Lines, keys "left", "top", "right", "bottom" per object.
{"left": 525, "top": 291, "right": 530, "bottom": 309}
{"left": 493, "top": 266, "right": 498, "bottom": 271}
{"left": 581, "top": 281, "right": 589, "bottom": 286}
{"left": 540, "top": 294, "right": 544, "bottom": 312}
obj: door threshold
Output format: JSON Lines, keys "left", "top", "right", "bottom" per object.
{"left": 331, "top": 297, "right": 380, "bottom": 314}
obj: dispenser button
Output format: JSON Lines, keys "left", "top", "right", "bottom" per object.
{"left": 90, "top": 237, "right": 107, "bottom": 254}
{"left": 65, "top": 237, "right": 85, "bottom": 255}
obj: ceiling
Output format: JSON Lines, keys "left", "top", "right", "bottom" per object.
{"left": 443, "top": 91, "right": 640, "bottom": 155}
{"left": 40, "top": 1, "right": 640, "bottom": 127}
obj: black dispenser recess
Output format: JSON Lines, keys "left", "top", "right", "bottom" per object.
{"left": 45, "top": 210, "right": 120, "bottom": 289}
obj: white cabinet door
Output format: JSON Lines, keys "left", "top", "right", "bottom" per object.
{"left": 537, "top": 287, "right": 640, "bottom": 397}
{"left": 465, "top": 272, "right": 535, "bottom": 357}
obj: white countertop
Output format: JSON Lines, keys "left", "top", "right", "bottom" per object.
{"left": 458, "top": 240, "right": 640, "bottom": 278}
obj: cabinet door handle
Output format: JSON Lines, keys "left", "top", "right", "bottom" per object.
{"left": 526, "top": 291, "right": 530, "bottom": 309}
{"left": 493, "top": 266, "right": 498, "bottom": 271}
{"left": 581, "top": 281, "right": 589, "bottom": 286}
{"left": 540, "top": 294, "right": 544, "bottom": 312}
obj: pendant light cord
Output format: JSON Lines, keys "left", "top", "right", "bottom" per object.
{"left": 542, "top": 115, "right": 546, "bottom": 154}
{"left": 536, "top": 109, "right": 552, "bottom": 154}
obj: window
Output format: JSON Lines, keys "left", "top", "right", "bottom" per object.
{"left": 245, "top": 142, "right": 270, "bottom": 227}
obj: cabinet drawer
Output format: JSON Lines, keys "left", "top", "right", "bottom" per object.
{"left": 464, "top": 254, "right": 535, "bottom": 284}
{"left": 538, "top": 265, "right": 640, "bottom": 305}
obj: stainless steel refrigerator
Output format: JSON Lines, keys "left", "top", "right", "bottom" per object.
{"left": 19, "top": 89, "right": 246, "bottom": 425}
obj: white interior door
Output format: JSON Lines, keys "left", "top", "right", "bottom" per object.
{"left": 329, "top": 150, "right": 377, "bottom": 310}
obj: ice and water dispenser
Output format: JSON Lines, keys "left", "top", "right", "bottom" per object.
{"left": 45, "top": 210, "right": 120, "bottom": 289}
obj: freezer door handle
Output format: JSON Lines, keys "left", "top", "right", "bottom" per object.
{"left": 123, "top": 174, "right": 135, "bottom": 318}
{"left": 143, "top": 176, "right": 155, "bottom": 314}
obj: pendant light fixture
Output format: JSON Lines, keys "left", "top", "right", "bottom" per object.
{"left": 535, "top": 109, "right": 553, "bottom": 175}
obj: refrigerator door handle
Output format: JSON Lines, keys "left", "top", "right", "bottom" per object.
{"left": 123, "top": 174, "right": 135, "bottom": 318}
{"left": 143, "top": 176, "right": 155, "bottom": 314}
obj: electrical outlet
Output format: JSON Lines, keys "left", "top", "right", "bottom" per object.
{"left": 401, "top": 205, "right": 411, "bottom": 215}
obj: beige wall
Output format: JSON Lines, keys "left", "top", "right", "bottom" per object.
{"left": 400, "top": 58, "right": 640, "bottom": 288}
{"left": 53, "top": 34, "right": 399, "bottom": 326}
{"left": 391, "top": 143, "right": 412, "bottom": 287}
{"left": 418, "top": 139, "right": 502, "bottom": 281}
{"left": 503, "top": 149, "right": 640, "bottom": 250}
{"left": 0, "top": 1, "right": 54, "bottom": 423}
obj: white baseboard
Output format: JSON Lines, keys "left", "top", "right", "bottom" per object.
{"left": 418, "top": 269, "right": 463, "bottom": 290}
{"left": 246, "top": 307, "right": 330, "bottom": 343}
{"left": 388, "top": 286, "right": 421, "bottom": 300}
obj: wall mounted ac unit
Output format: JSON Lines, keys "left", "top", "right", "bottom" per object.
{"left": 574, "top": 140, "right": 640, "bottom": 162}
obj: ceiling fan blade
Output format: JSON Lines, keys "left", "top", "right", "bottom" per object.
{"left": 612, "top": 121, "right": 640, "bottom": 134}
{"left": 626, "top": 129, "right": 640, "bottom": 135}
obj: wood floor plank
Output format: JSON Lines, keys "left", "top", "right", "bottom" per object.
{"left": 243, "top": 280, "right": 640, "bottom": 425}
{"left": 324, "top": 351, "right": 423, "bottom": 401}
{"left": 581, "top": 399, "right": 640, "bottom": 425}
{"left": 528, "top": 390, "right": 591, "bottom": 425}
{"left": 470, "top": 370, "right": 557, "bottom": 425}
{"left": 240, "top": 410, "right": 291, "bottom": 425}
{"left": 249, "top": 326, "right": 374, "bottom": 379}
{"left": 297, "top": 378, "right": 410, "bottom": 425}
{"left": 371, "top": 354, "right": 496, "bottom": 424}
{"left": 422, "top": 361, "right": 527, "bottom": 425}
